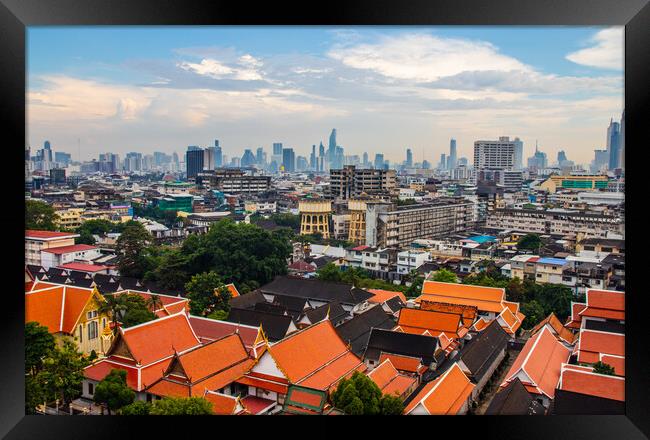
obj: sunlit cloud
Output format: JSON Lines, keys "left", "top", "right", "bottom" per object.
{"left": 566, "top": 27, "right": 624, "bottom": 70}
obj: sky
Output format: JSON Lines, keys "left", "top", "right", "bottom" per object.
{"left": 27, "top": 26, "right": 624, "bottom": 165}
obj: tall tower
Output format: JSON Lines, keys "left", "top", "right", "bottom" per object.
{"left": 328, "top": 129, "right": 337, "bottom": 165}
{"left": 619, "top": 110, "right": 625, "bottom": 171}
{"left": 448, "top": 139, "right": 457, "bottom": 170}
{"left": 406, "top": 149, "right": 413, "bottom": 168}
{"left": 606, "top": 118, "right": 621, "bottom": 170}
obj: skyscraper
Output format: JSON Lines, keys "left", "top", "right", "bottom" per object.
{"left": 474, "top": 137, "right": 516, "bottom": 170}
{"left": 310, "top": 145, "right": 317, "bottom": 170}
{"left": 273, "top": 143, "right": 283, "bottom": 155}
{"left": 186, "top": 147, "right": 204, "bottom": 178}
{"left": 363, "top": 152, "right": 369, "bottom": 168}
{"left": 448, "top": 139, "right": 457, "bottom": 170}
{"left": 591, "top": 149, "right": 608, "bottom": 173}
{"left": 512, "top": 137, "right": 524, "bottom": 170}
{"left": 439, "top": 154, "right": 446, "bottom": 170}
{"left": 328, "top": 129, "right": 337, "bottom": 165}
{"left": 619, "top": 110, "right": 625, "bottom": 171}
{"left": 256, "top": 147, "right": 265, "bottom": 167}
{"left": 241, "top": 149, "right": 256, "bottom": 167}
{"left": 374, "top": 153, "right": 384, "bottom": 169}
{"left": 282, "top": 148, "right": 295, "bottom": 172}
{"left": 204, "top": 147, "right": 216, "bottom": 171}
{"left": 406, "top": 149, "right": 413, "bottom": 168}
{"left": 606, "top": 118, "right": 621, "bottom": 170}
{"left": 527, "top": 142, "right": 548, "bottom": 169}
{"left": 215, "top": 141, "right": 223, "bottom": 168}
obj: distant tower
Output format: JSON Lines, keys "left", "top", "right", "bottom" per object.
{"left": 607, "top": 118, "right": 621, "bottom": 170}
{"left": 448, "top": 139, "right": 457, "bottom": 170}
{"left": 619, "top": 110, "right": 625, "bottom": 171}
{"left": 406, "top": 149, "right": 413, "bottom": 168}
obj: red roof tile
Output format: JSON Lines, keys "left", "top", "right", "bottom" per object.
{"left": 558, "top": 365, "right": 624, "bottom": 401}
{"left": 404, "top": 363, "right": 474, "bottom": 415}
{"left": 26, "top": 230, "right": 78, "bottom": 240}
{"left": 41, "top": 244, "right": 97, "bottom": 255}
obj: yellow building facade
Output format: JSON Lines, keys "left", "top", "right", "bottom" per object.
{"left": 348, "top": 199, "right": 367, "bottom": 245}
{"left": 299, "top": 200, "right": 332, "bottom": 238}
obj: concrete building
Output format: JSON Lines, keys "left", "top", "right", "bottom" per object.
{"left": 329, "top": 165, "right": 396, "bottom": 199}
{"left": 25, "top": 230, "right": 80, "bottom": 266}
{"left": 538, "top": 175, "right": 609, "bottom": 193}
{"left": 474, "top": 137, "right": 516, "bottom": 170}
{"left": 348, "top": 199, "right": 367, "bottom": 245}
{"left": 196, "top": 170, "right": 271, "bottom": 194}
{"left": 365, "top": 198, "right": 474, "bottom": 248}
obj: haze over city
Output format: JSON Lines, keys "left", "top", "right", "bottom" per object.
{"left": 27, "top": 26, "right": 623, "bottom": 164}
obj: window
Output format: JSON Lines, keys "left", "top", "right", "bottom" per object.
{"left": 88, "top": 382, "right": 94, "bottom": 395}
{"left": 87, "top": 310, "right": 98, "bottom": 319}
{"left": 102, "top": 318, "right": 107, "bottom": 329}
{"left": 88, "top": 321, "right": 98, "bottom": 340}
{"left": 78, "top": 324, "right": 83, "bottom": 342}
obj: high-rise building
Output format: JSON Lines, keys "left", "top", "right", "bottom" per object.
{"left": 439, "top": 154, "right": 446, "bottom": 170}
{"left": 54, "top": 152, "right": 71, "bottom": 167}
{"left": 363, "top": 152, "right": 369, "bottom": 168}
{"left": 474, "top": 137, "right": 515, "bottom": 170}
{"left": 328, "top": 129, "right": 337, "bottom": 165}
{"left": 310, "top": 145, "right": 317, "bottom": 170}
{"left": 282, "top": 148, "right": 295, "bottom": 172}
{"left": 527, "top": 142, "right": 548, "bottom": 170}
{"left": 448, "top": 139, "right": 457, "bottom": 170}
{"left": 186, "top": 147, "right": 205, "bottom": 179}
{"left": 125, "top": 152, "right": 142, "bottom": 172}
{"left": 591, "top": 149, "right": 609, "bottom": 173}
{"left": 512, "top": 137, "right": 524, "bottom": 170}
{"left": 329, "top": 166, "right": 396, "bottom": 199}
{"left": 273, "top": 143, "right": 283, "bottom": 156}
{"left": 214, "top": 140, "right": 223, "bottom": 168}
{"left": 204, "top": 147, "right": 216, "bottom": 171}
{"left": 422, "top": 160, "right": 431, "bottom": 169}
{"left": 241, "top": 149, "right": 256, "bottom": 167}
{"left": 406, "top": 149, "right": 413, "bottom": 168}
{"left": 458, "top": 157, "right": 469, "bottom": 167}
{"left": 296, "top": 156, "right": 309, "bottom": 172}
{"left": 256, "top": 147, "right": 265, "bottom": 167}
{"left": 619, "top": 110, "right": 625, "bottom": 171}
{"left": 374, "top": 153, "right": 384, "bottom": 170}
{"left": 606, "top": 119, "right": 621, "bottom": 170}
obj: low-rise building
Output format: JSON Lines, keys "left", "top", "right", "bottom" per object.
{"left": 25, "top": 230, "right": 79, "bottom": 266}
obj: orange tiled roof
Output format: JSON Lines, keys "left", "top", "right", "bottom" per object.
{"left": 586, "top": 289, "right": 624, "bottom": 312}
{"left": 420, "top": 301, "right": 477, "bottom": 326}
{"left": 576, "top": 330, "right": 624, "bottom": 365}
{"left": 379, "top": 352, "right": 423, "bottom": 374}
{"left": 26, "top": 230, "right": 77, "bottom": 239}
{"left": 600, "top": 354, "right": 625, "bottom": 376}
{"left": 501, "top": 326, "right": 571, "bottom": 398}
{"left": 397, "top": 308, "right": 463, "bottom": 335}
{"left": 404, "top": 363, "right": 475, "bottom": 415}
{"left": 174, "top": 333, "right": 249, "bottom": 381}
{"left": 265, "top": 320, "right": 365, "bottom": 390}
{"left": 530, "top": 313, "right": 576, "bottom": 345}
{"left": 565, "top": 302, "right": 587, "bottom": 329}
{"left": 367, "top": 289, "right": 407, "bottom": 304}
{"left": 558, "top": 364, "right": 624, "bottom": 401}
{"left": 421, "top": 280, "right": 504, "bottom": 303}
{"left": 25, "top": 285, "right": 98, "bottom": 334}
{"left": 415, "top": 294, "right": 504, "bottom": 314}
{"left": 367, "top": 358, "right": 417, "bottom": 398}
{"left": 84, "top": 359, "right": 140, "bottom": 390}
{"left": 471, "top": 317, "right": 490, "bottom": 332}
{"left": 204, "top": 391, "right": 244, "bottom": 415}
{"left": 118, "top": 312, "right": 201, "bottom": 366}
{"left": 225, "top": 284, "right": 240, "bottom": 298}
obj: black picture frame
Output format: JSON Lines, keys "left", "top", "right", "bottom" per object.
{"left": 1, "top": 0, "right": 647, "bottom": 438}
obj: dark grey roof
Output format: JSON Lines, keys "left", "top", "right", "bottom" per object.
{"left": 485, "top": 378, "right": 545, "bottom": 415}
{"left": 226, "top": 308, "right": 294, "bottom": 342}
{"left": 335, "top": 306, "right": 396, "bottom": 356}
{"left": 363, "top": 328, "right": 439, "bottom": 366}
{"left": 551, "top": 389, "right": 624, "bottom": 415}
{"left": 579, "top": 238, "right": 625, "bottom": 248}
{"left": 258, "top": 276, "right": 373, "bottom": 305}
{"left": 383, "top": 296, "right": 405, "bottom": 314}
{"left": 304, "top": 302, "right": 348, "bottom": 325}
{"left": 459, "top": 320, "right": 509, "bottom": 383}
{"left": 229, "top": 291, "right": 267, "bottom": 310}
{"left": 311, "top": 256, "right": 335, "bottom": 269}
{"left": 583, "top": 320, "right": 625, "bottom": 334}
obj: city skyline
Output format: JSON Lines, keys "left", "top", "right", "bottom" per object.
{"left": 27, "top": 26, "right": 623, "bottom": 163}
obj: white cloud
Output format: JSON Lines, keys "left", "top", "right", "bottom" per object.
{"left": 177, "top": 56, "right": 264, "bottom": 81}
{"left": 566, "top": 27, "right": 624, "bottom": 70}
{"left": 327, "top": 33, "right": 529, "bottom": 82}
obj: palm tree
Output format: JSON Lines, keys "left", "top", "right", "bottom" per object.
{"left": 146, "top": 294, "right": 163, "bottom": 314}
{"left": 98, "top": 294, "right": 127, "bottom": 336}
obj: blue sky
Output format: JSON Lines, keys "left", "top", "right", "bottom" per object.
{"left": 27, "top": 26, "right": 623, "bottom": 164}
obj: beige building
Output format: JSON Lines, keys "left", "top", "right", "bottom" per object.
{"left": 538, "top": 174, "right": 609, "bottom": 193}
{"left": 348, "top": 199, "right": 367, "bottom": 245}
{"left": 25, "top": 230, "right": 79, "bottom": 266}
{"left": 299, "top": 200, "right": 332, "bottom": 238}
{"left": 329, "top": 166, "right": 396, "bottom": 199}
{"left": 55, "top": 208, "right": 85, "bottom": 230}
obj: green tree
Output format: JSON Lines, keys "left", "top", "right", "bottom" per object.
{"left": 146, "top": 294, "right": 164, "bottom": 314}
{"left": 207, "top": 309, "right": 229, "bottom": 320}
{"left": 26, "top": 200, "right": 59, "bottom": 231}
{"left": 116, "top": 222, "right": 153, "bottom": 278}
{"left": 149, "top": 397, "right": 213, "bottom": 415}
{"left": 517, "top": 234, "right": 542, "bottom": 251}
{"left": 120, "top": 295, "right": 157, "bottom": 328}
{"left": 144, "top": 249, "right": 191, "bottom": 291}
{"left": 98, "top": 294, "right": 128, "bottom": 335}
{"left": 316, "top": 263, "right": 343, "bottom": 282}
{"left": 25, "top": 322, "right": 55, "bottom": 376}
{"left": 93, "top": 369, "right": 135, "bottom": 415}
{"left": 592, "top": 361, "right": 616, "bottom": 376}
{"left": 37, "top": 339, "right": 88, "bottom": 405}
{"left": 431, "top": 268, "right": 458, "bottom": 283}
{"left": 186, "top": 271, "right": 231, "bottom": 316}
{"left": 331, "top": 372, "right": 383, "bottom": 415}
{"left": 119, "top": 400, "right": 151, "bottom": 415}
{"left": 380, "top": 393, "right": 404, "bottom": 415}
{"left": 26, "top": 375, "right": 46, "bottom": 414}
{"left": 520, "top": 300, "right": 545, "bottom": 330}
{"left": 269, "top": 213, "right": 301, "bottom": 230}
{"left": 75, "top": 219, "right": 115, "bottom": 245}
